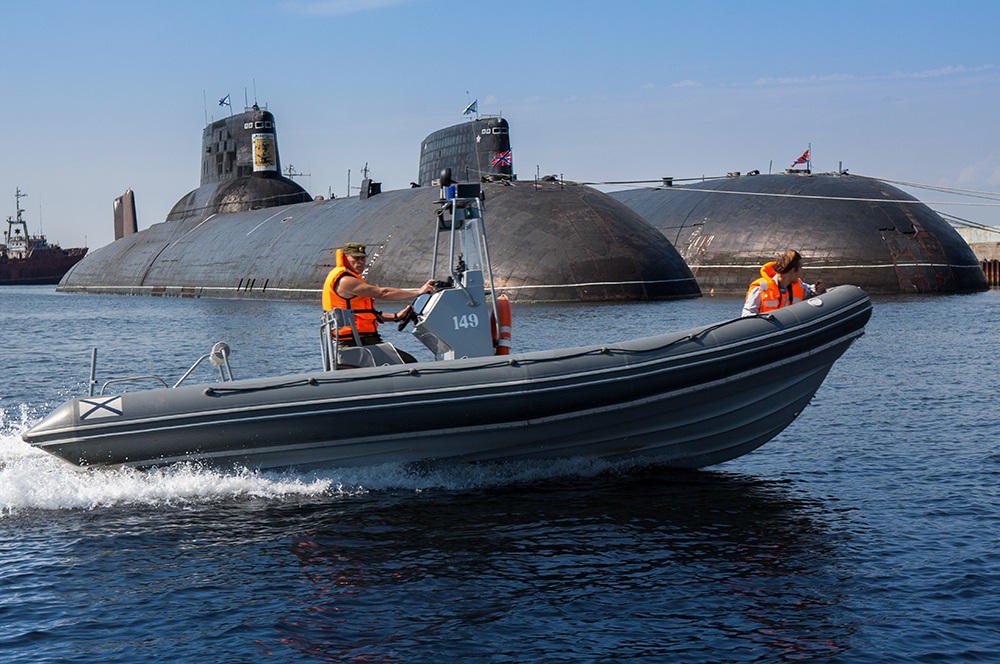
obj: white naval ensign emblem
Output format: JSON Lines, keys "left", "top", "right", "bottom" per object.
{"left": 78, "top": 396, "right": 124, "bottom": 420}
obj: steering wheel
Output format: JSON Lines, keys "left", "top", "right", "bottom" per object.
{"left": 398, "top": 279, "right": 450, "bottom": 331}
{"left": 397, "top": 305, "right": 419, "bottom": 332}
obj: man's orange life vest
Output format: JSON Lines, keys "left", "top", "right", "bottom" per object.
{"left": 322, "top": 249, "right": 379, "bottom": 337}
{"left": 747, "top": 261, "right": 806, "bottom": 314}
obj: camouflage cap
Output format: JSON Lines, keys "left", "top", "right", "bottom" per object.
{"left": 342, "top": 242, "right": 367, "bottom": 257}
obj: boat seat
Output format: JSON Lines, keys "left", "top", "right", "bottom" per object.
{"left": 320, "top": 308, "right": 406, "bottom": 370}
{"left": 336, "top": 343, "right": 405, "bottom": 369}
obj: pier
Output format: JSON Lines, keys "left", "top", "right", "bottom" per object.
{"left": 982, "top": 260, "right": 1000, "bottom": 288}
{"left": 954, "top": 226, "right": 1000, "bottom": 288}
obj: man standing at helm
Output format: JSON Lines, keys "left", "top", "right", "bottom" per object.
{"left": 742, "top": 250, "right": 825, "bottom": 317}
{"left": 322, "top": 242, "right": 435, "bottom": 362}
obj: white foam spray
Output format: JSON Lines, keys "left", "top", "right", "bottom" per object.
{"left": 1, "top": 406, "right": 637, "bottom": 517}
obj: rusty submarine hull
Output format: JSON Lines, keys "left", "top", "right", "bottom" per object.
{"left": 609, "top": 172, "right": 988, "bottom": 294}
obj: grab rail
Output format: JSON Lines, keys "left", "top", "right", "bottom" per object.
{"left": 89, "top": 342, "right": 235, "bottom": 396}
{"left": 100, "top": 375, "right": 170, "bottom": 395}
{"left": 172, "top": 342, "right": 234, "bottom": 387}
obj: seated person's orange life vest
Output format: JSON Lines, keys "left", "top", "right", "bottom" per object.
{"left": 322, "top": 249, "right": 380, "bottom": 337}
{"left": 746, "top": 261, "right": 807, "bottom": 313}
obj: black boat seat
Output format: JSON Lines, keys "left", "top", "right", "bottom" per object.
{"left": 336, "top": 343, "right": 405, "bottom": 369}
{"left": 320, "top": 308, "right": 406, "bottom": 370}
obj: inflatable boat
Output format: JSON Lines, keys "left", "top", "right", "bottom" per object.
{"left": 23, "top": 175, "right": 872, "bottom": 470}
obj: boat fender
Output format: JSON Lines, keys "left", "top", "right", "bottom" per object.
{"left": 492, "top": 294, "right": 513, "bottom": 355}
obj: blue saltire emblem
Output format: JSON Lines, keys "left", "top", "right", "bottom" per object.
{"left": 78, "top": 396, "right": 124, "bottom": 420}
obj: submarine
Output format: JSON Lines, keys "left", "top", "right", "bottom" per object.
{"left": 609, "top": 171, "right": 988, "bottom": 294}
{"left": 58, "top": 106, "right": 700, "bottom": 302}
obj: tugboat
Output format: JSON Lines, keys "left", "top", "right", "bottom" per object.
{"left": 1, "top": 188, "right": 88, "bottom": 285}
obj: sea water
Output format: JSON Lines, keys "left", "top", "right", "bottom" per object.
{"left": 1, "top": 286, "right": 997, "bottom": 662}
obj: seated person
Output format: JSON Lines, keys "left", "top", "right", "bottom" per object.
{"left": 322, "top": 242, "right": 435, "bottom": 363}
{"left": 742, "top": 250, "right": 825, "bottom": 317}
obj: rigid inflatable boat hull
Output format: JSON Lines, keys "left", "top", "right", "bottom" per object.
{"left": 24, "top": 285, "right": 872, "bottom": 471}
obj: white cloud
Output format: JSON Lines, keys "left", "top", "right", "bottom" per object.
{"left": 754, "top": 73, "right": 854, "bottom": 86}
{"left": 950, "top": 157, "right": 1000, "bottom": 189}
{"left": 753, "top": 64, "right": 995, "bottom": 87}
{"left": 905, "top": 64, "right": 995, "bottom": 79}
{"left": 281, "top": 0, "right": 414, "bottom": 16}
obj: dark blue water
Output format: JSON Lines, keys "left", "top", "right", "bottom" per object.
{"left": 1, "top": 286, "right": 998, "bottom": 662}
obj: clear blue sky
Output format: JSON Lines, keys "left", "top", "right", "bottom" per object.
{"left": 2, "top": 0, "right": 998, "bottom": 248}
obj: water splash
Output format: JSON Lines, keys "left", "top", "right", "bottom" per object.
{"left": 1, "top": 404, "right": 639, "bottom": 517}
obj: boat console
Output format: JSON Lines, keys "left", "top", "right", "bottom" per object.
{"left": 408, "top": 178, "right": 498, "bottom": 361}
{"left": 326, "top": 170, "right": 505, "bottom": 366}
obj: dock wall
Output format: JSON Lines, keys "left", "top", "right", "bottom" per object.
{"left": 954, "top": 227, "right": 1000, "bottom": 288}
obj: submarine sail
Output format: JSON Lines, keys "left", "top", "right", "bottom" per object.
{"left": 418, "top": 116, "right": 512, "bottom": 185}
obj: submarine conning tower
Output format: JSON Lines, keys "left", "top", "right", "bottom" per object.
{"left": 418, "top": 116, "right": 512, "bottom": 186}
{"left": 166, "top": 105, "right": 310, "bottom": 220}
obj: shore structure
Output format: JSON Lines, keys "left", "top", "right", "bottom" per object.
{"left": 954, "top": 226, "right": 1000, "bottom": 287}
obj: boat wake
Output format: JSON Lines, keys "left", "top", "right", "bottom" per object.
{"left": 1, "top": 405, "right": 643, "bottom": 517}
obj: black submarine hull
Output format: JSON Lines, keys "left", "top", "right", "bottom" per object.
{"left": 610, "top": 172, "right": 988, "bottom": 294}
{"left": 59, "top": 180, "right": 700, "bottom": 302}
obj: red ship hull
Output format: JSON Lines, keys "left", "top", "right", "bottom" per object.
{"left": 0, "top": 246, "right": 88, "bottom": 285}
